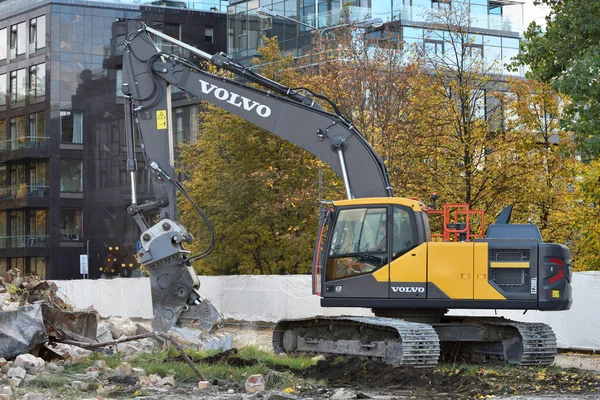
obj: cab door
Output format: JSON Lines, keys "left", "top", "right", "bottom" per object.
{"left": 320, "top": 206, "right": 390, "bottom": 299}
{"left": 388, "top": 205, "right": 428, "bottom": 298}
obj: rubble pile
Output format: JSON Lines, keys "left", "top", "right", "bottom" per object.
{"left": 0, "top": 270, "right": 71, "bottom": 312}
{"left": 0, "top": 272, "right": 239, "bottom": 398}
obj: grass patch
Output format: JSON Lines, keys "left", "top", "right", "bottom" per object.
{"left": 34, "top": 375, "right": 72, "bottom": 389}
{"left": 55, "top": 345, "right": 317, "bottom": 390}
{"left": 237, "top": 346, "right": 317, "bottom": 370}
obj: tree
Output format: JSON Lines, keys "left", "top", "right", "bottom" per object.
{"left": 515, "top": 0, "right": 600, "bottom": 157}
{"left": 504, "top": 79, "right": 581, "bottom": 248}
{"left": 397, "top": 2, "right": 533, "bottom": 219}
{"left": 571, "top": 160, "right": 600, "bottom": 271}
{"left": 178, "top": 38, "right": 342, "bottom": 275}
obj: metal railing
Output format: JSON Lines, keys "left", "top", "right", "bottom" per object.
{"left": 0, "top": 0, "right": 226, "bottom": 15}
{"left": 389, "top": 5, "right": 522, "bottom": 34}
{"left": 0, "top": 136, "right": 49, "bottom": 152}
{"left": 0, "top": 235, "right": 49, "bottom": 248}
{"left": 0, "top": 184, "right": 49, "bottom": 201}
{"left": 297, "top": 5, "right": 523, "bottom": 35}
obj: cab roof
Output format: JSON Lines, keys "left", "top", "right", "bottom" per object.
{"left": 333, "top": 197, "right": 424, "bottom": 211}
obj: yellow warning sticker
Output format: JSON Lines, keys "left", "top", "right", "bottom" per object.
{"left": 552, "top": 290, "right": 560, "bottom": 298}
{"left": 156, "top": 110, "right": 167, "bottom": 130}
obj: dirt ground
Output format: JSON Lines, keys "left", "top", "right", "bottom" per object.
{"left": 216, "top": 324, "right": 600, "bottom": 400}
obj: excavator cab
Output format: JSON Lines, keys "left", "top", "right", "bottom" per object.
{"left": 313, "top": 198, "right": 428, "bottom": 300}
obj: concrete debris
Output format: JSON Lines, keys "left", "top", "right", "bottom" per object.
{"left": 245, "top": 374, "right": 265, "bottom": 393}
{"left": 14, "top": 354, "right": 44, "bottom": 373}
{"left": 107, "top": 316, "right": 138, "bottom": 338}
{"left": 96, "top": 322, "right": 113, "bottom": 343}
{"left": 132, "top": 367, "right": 146, "bottom": 377}
{"left": 198, "top": 380, "right": 209, "bottom": 390}
{"left": 94, "top": 359, "right": 107, "bottom": 372}
{"left": 8, "top": 377, "right": 22, "bottom": 387}
{"left": 330, "top": 388, "right": 358, "bottom": 400}
{"left": 0, "top": 387, "right": 12, "bottom": 397}
{"left": 157, "top": 376, "right": 175, "bottom": 387}
{"left": 49, "top": 343, "right": 92, "bottom": 362}
{"left": 139, "top": 373, "right": 176, "bottom": 388}
{"left": 7, "top": 366, "right": 26, "bottom": 380}
{"left": 169, "top": 326, "right": 233, "bottom": 352}
{"left": 85, "top": 366, "right": 100, "bottom": 380}
{"left": 118, "top": 362, "right": 133, "bottom": 376}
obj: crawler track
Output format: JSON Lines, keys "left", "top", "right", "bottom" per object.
{"left": 273, "top": 316, "right": 440, "bottom": 367}
{"left": 274, "top": 316, "right": 557, "bottom": 367}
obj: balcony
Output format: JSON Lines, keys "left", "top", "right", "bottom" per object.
{"left": 0, "top": 136, "right": 49, "bottom": 152}
{"left": 0, "top": 234, "right": 49, "bottom": 248}
{"left": 0, "top": 185, "right": 49, "bottom": 204}
{"left": 298, "top": 5, "right": 523, "bottom": 36}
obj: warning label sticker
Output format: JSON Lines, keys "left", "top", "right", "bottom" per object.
{"left": 156, "top": 110, "right": 167, "bottom": 130}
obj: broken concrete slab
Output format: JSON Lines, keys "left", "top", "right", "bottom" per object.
{"left": 0, "top": 304, "right": 47, "bottom": 359}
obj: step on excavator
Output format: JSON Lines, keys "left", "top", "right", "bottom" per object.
{"left": 121, "top": 21, "right": 572, "bottom": 367}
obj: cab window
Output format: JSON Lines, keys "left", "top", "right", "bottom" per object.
{"left": 326, "top": 207, "right": 388, "bottom": 280}
{"left": 391, "top": 205, "right": 417, "bottom": 261}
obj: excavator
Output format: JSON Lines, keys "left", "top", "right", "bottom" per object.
{"left": 121, "top": 21, "right": 572, "bottom": 367}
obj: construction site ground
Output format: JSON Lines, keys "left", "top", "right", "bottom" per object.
{"left": 3, "top": 321, "right": 600, "bottom": 399}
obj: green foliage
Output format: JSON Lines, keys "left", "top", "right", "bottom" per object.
{"left": 515, "top": 0, "right": 600, "bottom": 157}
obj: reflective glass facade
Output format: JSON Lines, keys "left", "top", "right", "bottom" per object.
{"left": 227, "top": 0, "right": 524, "bottom": 75}
{"left": 0, "top": 0, "right": 226, "bottom": 279}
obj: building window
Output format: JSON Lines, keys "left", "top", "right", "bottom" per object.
{"left": 60, "top": 111, "right": 83, "bottom": 143}
{"left": 0, "top": 211, "right": 6, "bottom": 249}
{"left": 0, "top": 28, "right": 6, "bottom": 60}
{"left": 162, "top": 23, "right": 181, "bottom": 40}
{"left": 29, "top": 112, "right": 46, "bottom": 142}
{"left": 10, "top": 116, "right": 26, "bottom": 149}
{"left": 10, "top": 210, "right": 25, "bottom": 245}
{"left": 29, "top": 161, "right": 47, "bottom": 196}
{"left": 28, "top": 257, "right": 47, "bottom": 278}
{"left": 29, "top": 16, "right": 46, "bottom": 53}
{"left": 60, "top": 160, "right": 83, "bottom": 192}
{"left": 0, "top": 120, "right": 6, "bottom": 152}
{"left": 10, "top": 257, "right": 25, "bottom": 273}
{"left": 29, "top": 63, "right": 45, "bottom": 97}
{"left": 205, "top": 26, "right": 214, "bottom": 43}
{"left": 61, "top": 209, "right": 82, "bottom": 241}
{"left": 29, "top": 209, "right": 47, "bottom": 237}
{"left": 10, "top": 69, "right": 26, "bottom": 103}
{"left": 0, "top": 74, "right": 6, "bottom": 106}
{"left": 10, "top": 22, "right": 26, "bottom": 59}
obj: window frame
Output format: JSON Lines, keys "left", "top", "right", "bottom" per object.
{"left": 60, "top": 110, "right": 83, "bottom": 144}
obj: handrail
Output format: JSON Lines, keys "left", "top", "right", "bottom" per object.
{"left": 0, "top": 234, "right": 49, "bottom": 248}
{"left": 0, "top": 184, "right": 49, "bottom": 200}
{"left": 0, "top": 136, "right": 49, "bottom": 151}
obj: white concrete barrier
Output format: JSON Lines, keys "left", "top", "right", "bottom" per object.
{"left": 53, "top": 271, "right": 600, "bottom": 351}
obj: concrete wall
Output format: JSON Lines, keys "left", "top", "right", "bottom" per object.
{"left": 53, "top": 271, "right": 600, "bottom": 351}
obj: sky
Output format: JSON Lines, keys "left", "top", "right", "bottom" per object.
{"left": 522, "top": 0, "right": 551, "bottom": 29}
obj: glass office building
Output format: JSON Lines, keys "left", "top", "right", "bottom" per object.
{"left": 227, "top": 0, "right": 524, "bottom": 76}
{"left": 0, "top": 0, "right": 227, "bottom": 279}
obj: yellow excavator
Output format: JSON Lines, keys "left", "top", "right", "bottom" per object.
{"left": 121, "top": 22, "right": 572, "bottom": 367}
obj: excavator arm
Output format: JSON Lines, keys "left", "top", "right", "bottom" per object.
{"left": 121, "top": 21, "right": 392, "bottom": 332}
